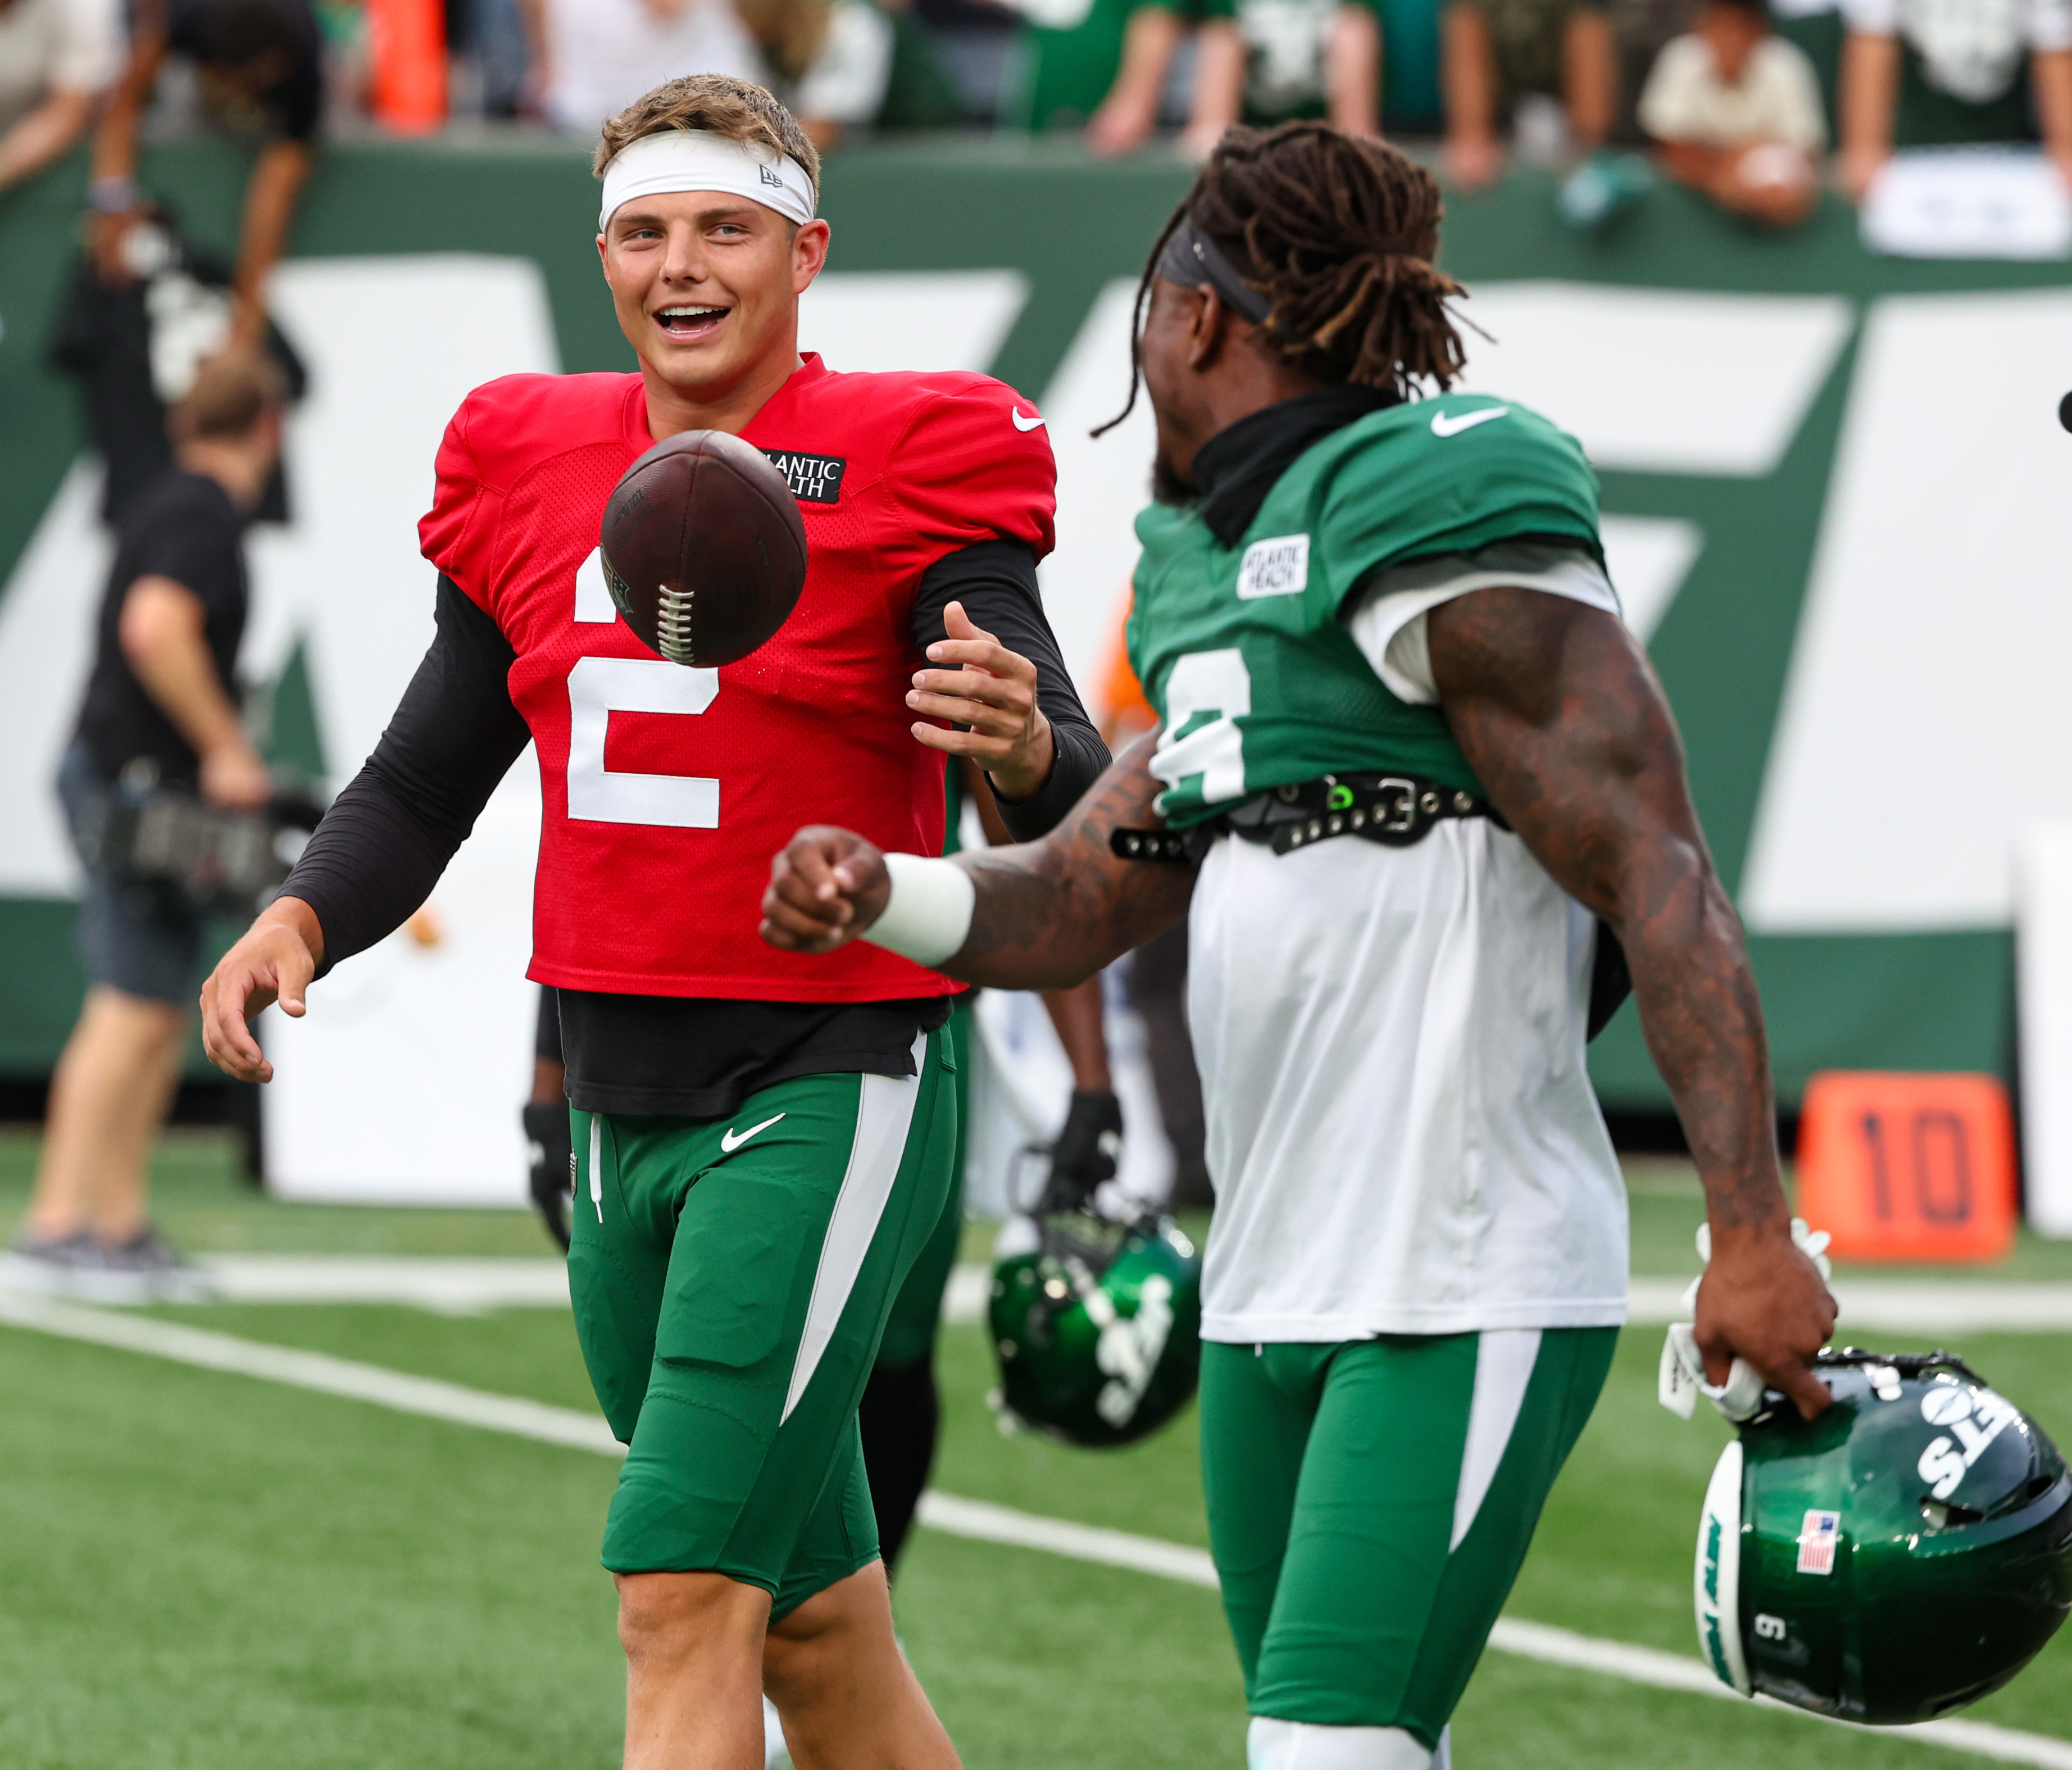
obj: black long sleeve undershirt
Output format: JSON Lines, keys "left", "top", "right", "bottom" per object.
{"left": 290, "top": 574, "right": 533, "bottom": 970}
{"left": 283, "top": 540, "right": 1107, "bottom": 1118}
{"left": 909, "top": 538, "right": 1110, "bottom": 843}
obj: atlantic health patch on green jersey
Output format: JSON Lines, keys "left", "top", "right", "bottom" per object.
{"left": 1128, "top": 394, "right": 1601, "bottom": 828}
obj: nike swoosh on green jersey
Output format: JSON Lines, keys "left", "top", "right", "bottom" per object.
{"left": 1430, "top": 406, "right": 1510, "bottom": 438}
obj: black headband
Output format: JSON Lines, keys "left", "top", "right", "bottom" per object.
{"left": 1157, "top": 218, "right": 1272, "bottom": 324}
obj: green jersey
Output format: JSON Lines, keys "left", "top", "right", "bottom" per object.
{"left": 1126, "top": 393, "right": 1601, "bottom": 829}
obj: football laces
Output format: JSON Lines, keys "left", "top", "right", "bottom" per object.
{"left": 657, "top": 584, "right": 695, "bottom": 665}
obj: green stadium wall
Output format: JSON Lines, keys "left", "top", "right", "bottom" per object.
{"left": 2, "top": 137, "right": 2064, "bottom": 1109}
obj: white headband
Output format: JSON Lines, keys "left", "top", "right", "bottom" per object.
{"left": 599, "top": 129, "right": 817, "bottom": 232}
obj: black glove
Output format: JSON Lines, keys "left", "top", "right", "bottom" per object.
{"left": 522, "top": 1100, "right": 574, "bottom": 1252}
{"left": 1038, "top": 1088, "right": 1123, "bottom": 1215}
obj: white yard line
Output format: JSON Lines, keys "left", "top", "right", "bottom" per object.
{"left": 13, "top": 1255, "right": 2070, "bottom": 1335}
{"left": 957, "top": 1267, "right": 2072, "bottom": 1336}
{"left": 916, "top": 1492, "right": 1220, "bottom": 1587}
{"left": 4, "top": 1291, "right": 2071, "bottom": 1768}
{"left": 0, "top": 1291, "right": 620, "bottom": 1454}
{"left": 193, "top": 1256, "right": 572, "bottom": 1313}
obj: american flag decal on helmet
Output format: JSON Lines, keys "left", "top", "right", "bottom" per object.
{"left": 1796, "top": 1510, "right": 1841, "bottom": 1576}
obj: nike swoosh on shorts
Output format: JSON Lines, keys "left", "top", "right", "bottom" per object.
{"left": 1430, "top": 406, "right": 1510, "bottom": 438}
{"left": 721, "top": 1113, "right": 787, "bottom": 1153}
{"left": 1011, "top": 408, "right": 1046, "bottom": 432}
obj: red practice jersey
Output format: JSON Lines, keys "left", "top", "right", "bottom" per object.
{"left": 418, "top": 355, "right": 1056, "bottom": 1000}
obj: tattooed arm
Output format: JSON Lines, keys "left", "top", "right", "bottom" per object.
{"left": 760, "top": 733, "right": 1196, "bottom": 989}
{"left": 1426, "top": 586, "right": 1835, "bottom": 1417}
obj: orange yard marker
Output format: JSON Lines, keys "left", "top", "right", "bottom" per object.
{"left": 1797, "top": 1072, "right": 2018, "bottom": 1264}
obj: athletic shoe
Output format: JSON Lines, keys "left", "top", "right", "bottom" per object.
{"left": 97, "top": 1224, "right": 213, "bottom": 1304}
{"left": 0, "top": 1227, "right": 110, "bottom": 1298}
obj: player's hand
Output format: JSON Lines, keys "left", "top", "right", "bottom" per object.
{"left": 200, "top": 738, "right": 272, "bottom": 810}
{"left": 200, "top": 897, "right": 324, "bottom": 1082}
{"left": 91, "top": 207, "right": 142, "bottom": 284}
{"left": 1442, "top": 134, "right": 1505, "bottom": 191}
{"left": 1837, "top": 145, "right": 1888, "bottom": 204}
{"left": 761, "top": 826, "right": 892, "bottom": 954}
{"left": 1693, "top": 1222, "right": 1838, "bottom": 1419}
{"left": 908, "top": 601, "right": 1055, "bottom": 802}
{"left": 1038, "top": 1088, "right": 1123, "bottom": 1214}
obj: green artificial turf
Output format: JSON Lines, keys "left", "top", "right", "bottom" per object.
{"left": 1623, "top": 1155, "right": 2072, "bottom": 1283}
{"left": 7, "top": 1127, "right": 2072, "bottom": 1767}
{"left": 0, "top": 1128, "right": 550, "bottom": 1256}
{"left": 0, "top": 1327, "right": 625, "bottom": 1770}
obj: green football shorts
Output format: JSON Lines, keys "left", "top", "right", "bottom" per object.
{"left": 874, "top": 998, "right": 970, "bottom": 1371}
{"left": 1201, "top": 1327, "right": 1616, "bottom": 1745}
{"left": 567, "top": 1026, "right": 957, "bottom": 1617}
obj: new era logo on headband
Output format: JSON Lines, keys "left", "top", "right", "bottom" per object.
{"left": 599, "top": 130, "right": 817, "bottom": 230}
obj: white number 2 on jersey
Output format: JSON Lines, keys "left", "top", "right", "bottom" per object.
{"left": 1152, "top": 648, "right": 1252, "bottom": 806}
{"left": 566, "top": 552, "right": 722, "bottom": 828}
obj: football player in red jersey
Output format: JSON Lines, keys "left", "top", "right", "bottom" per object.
{"left": 197, "top": 75, "right": 1108, "bottom": 1770}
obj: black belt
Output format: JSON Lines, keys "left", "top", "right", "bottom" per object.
{"left": 1110, "top": 771, "right": 1505, "bottom": 865}
{"left": 1108, "top": 770, "right": 1633, "bottom": 1042}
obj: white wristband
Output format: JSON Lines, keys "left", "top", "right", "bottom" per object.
{"left": 863, "top": 853, "right": 976, "bottom": 969}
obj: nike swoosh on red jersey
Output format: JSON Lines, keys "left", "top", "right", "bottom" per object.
{"left": 1011, "top": 408, "right": 1046, "bottom": 432}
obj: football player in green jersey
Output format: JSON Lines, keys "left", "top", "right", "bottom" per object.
{"left": 761, "top": 121, "right": 1837, "bottom": 1770}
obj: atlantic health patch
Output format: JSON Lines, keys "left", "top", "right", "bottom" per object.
{"left": 761, "top": 449, "right": 847, "bottom": 504}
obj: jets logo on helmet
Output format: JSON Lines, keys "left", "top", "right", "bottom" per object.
{"left": 1688, "top": 1349, "right": 2072, "bottom": 1724}
{"left": 988, "top": 1210, "right": 1202, "bottom": 1449}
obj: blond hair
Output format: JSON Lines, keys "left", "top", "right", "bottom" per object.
{"left": 172, "top": 351, "right": 287, "bottom": 443}
{"left": 594, "top": 75, "right": 821, "bottom": 204}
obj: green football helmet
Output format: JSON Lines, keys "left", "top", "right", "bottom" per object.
{"left": 1695, "top": 1349, "right": 2072, "bottom": 1724}
{"left": 987, "top": 1209, "right": 1203, "bottom": 1448}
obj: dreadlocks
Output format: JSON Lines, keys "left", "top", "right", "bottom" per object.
{"left": 1099, "top": 122, "right": 1467, "bottom": 435}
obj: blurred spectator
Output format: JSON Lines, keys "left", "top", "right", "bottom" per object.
{"left": 1443, "top": 0, "right": 1619, "bottom": 184}
{"left": 1180, "top": 0, "right": 1445, "bottom": 153}
{"left": 1182, "top": 0, "right": 1383, "bottom": 152}
{"left": 0, "top": 0, "right": 120, "bottom": 197}
{"left": 523, "top": 0, "right": 892, "bottom": 146}
{"left": 1003, "top": 0, "right": 1191, "bottom": 138}
{"left": 1603, "top": 0, "right": 1698, "bottom": 135}
{"left": 445, "top": 0, "right": 535, "bottom": 117}
{"left": 1837, "top": 0, "right": 2072, "bottom": 197}
{"left": 739, "top": 0, "right": 896, "bottom": 143}
{"left": 1084, "top": 1, "right": 1187, "bottom": 152}
{"left": 7, "top": 354, "right": 283, "bottom": 1303}
{"left": 89, "top": 0, "right": 321, "bottom": 350}
{"left": 1639, "top": 0, "right": 1824, "bottom": 222}
{"left": 522, "top": 0, "right": 752, "bottom": 134}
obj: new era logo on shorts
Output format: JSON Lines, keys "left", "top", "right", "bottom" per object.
{"left": 1236, "top": 534, "right": 1309, "bottom": 600}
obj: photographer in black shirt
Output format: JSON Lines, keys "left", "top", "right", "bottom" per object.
{"left": 7, "top": 353, "right": 282, "bottom": 1300}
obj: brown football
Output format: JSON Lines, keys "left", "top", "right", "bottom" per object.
{"left": 599, "top": 430, "right": 808, "bottom": 668}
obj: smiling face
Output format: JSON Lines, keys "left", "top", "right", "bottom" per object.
{"left": 598, "top": 190, "right": 830, "bottom": 426}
